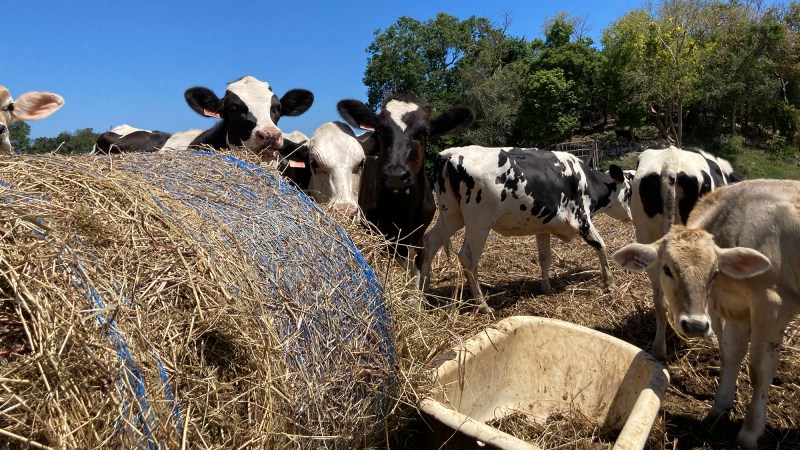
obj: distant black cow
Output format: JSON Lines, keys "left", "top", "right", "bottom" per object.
{"left": 94, "top": 76, "right": 314, "bottom": 158}
{"left": 419, "top": 146, "right": 632, "bottom": 313}
{"left": 337, "top": 94, "right": 474, "bottom": 281}
{"left": 93, "top": 125, "right": 170, "bottom": 154}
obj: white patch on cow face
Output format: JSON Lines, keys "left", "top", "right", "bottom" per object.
{"left": 226, "top": 76, "right": 281, "bottom": 149}
{"left": 307, "top": 122, "right": 365, "bottom": 214}
{"left": 385, "top": 100, "right": 419, "bottom": 132}
{"left": 605, "top": 179, "right": 633, "bottom": 222}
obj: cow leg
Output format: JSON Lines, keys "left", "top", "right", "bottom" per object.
{"left": 535, "top": 234, "right": 553, "bottom": 294}
{"left": 708, "top": 317, "right": 750, "bottom": 422}
{"left": 736, "top": 292, "right": 794, "bottom": 450}
{"left": 420, "top": 193, "right": 464, "bottom": 292}
{"left": 646, "top": 265, "right": 668, "bottom": 359}
{"left": 579, "top": 220, "right": 614, "bottom": 289}
{"left": 459, "top": 226, "right": 492, "bottom": 313}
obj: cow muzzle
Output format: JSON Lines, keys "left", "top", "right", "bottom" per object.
{"left": 254, "top": 129, "right": 283, "bottom": 150}
{"left": 677, "top": 315, "right": 711, "bottom": 337}
{"left": 383, "top": 164, "right": 413, "bottom": 192}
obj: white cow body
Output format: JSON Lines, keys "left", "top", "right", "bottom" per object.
{"left": 614, "top": 179, "right": 800, "bottom": 449}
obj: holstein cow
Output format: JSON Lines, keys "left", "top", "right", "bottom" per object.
{"left": 337, "top": 94, "right": 475, "bottom": 280}
{"left": 1, "top": 86, "right": 64, "bottom": 154}
{"left": 419, "top": 146, "right": 632, "bottom": 313}
{"left": 94, "top": 76, "right": 314, "bottom": 157}
{"left": 613, "top": 179, "right": 800, "bottom": 450}
{"left": 632, "top": 145, "right": 743, "bottom": 358}
{"left": 305, "top": 121, "right": 365, "bottom": 215}
{"left": 93, "top": 124, "right": 170, "bottom": 154}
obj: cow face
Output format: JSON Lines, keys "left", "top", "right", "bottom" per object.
{"left": 307, "top": 121, "right": 365, "bottom": 215}
{"left": 613, "top": 227, "right": 770, "bottom": 337}
{"left": 1, "top": 86, "right": 64, "bottom": 154}
{"left": 603, "top": 164, "right": 633, "bottom": 222}
{"left": 184, "top": 76, "right": 313, "bottom": 154}
{"left": 337, "top": 94, "right": 474, "bottom": 195}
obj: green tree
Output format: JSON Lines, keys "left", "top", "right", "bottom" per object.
{"left": 602, "top": 1, "right": 712, "bottom": 146}
{"left": 9, "top": 122, "right": 31, "bottom": 151}
{"left": 516, "top": 68, "right": 579, "bottom": 146}
{"left": 28, "top": 128, "right": 99, "bottom": 154}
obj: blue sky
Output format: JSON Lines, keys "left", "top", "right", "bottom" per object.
{"left": 6, "top": 0, "right": 637, "bottom": 140}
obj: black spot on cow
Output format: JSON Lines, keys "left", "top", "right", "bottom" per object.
{"left": 639, "top": 173, "right": 663, "bottom": 218}
{"left": 520, "top": 204, "right": 527, "bottom": 211}
{"left": 676, "top": 172, "right": 701, "bottom": 224}
{"left": 497, "top": 151, "right": 508, "bottom": 168}
{"left": 476, "top": 189, "right": 482, "bottom": 204}
{"left": 500, "top": 190, "right": 507, "bottom": 202}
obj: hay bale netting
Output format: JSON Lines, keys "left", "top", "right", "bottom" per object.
{"left": 0, "top": 150, "right": 394, "bottom": 449}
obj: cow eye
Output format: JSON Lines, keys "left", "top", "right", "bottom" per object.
{"left": 663, "top": 266, "right": 673, "bottom": 277}
{"left": 4, "top": 102, "right": 13, "bottom": 112}
{"left": 271, "top": 105, "right": 281, "bottom": 114}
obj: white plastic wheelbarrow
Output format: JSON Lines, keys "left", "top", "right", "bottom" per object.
{"left": 419, "top": 316, "right": 669, "bottom": 450}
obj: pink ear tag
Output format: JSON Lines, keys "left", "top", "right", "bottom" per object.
{"left": 288, "top": 158, "right": 306, "bottom": 168}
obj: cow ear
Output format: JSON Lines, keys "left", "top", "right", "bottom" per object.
{"left": 11, "top": 92, "right": 64, "bottom": 121}
{"left": 613, "top": 243, "right": 659, "bottom": 273}
{"left": 357, "top": 131, "right": 378, "bottom": 156}
{"left": 609, "top": 165, "right": 626, "bottom": 184}
{"left": 717, "top": 247, "right": 771, "bottom": 279}
{"left": 185, "top": 87, "right": 222, "bottom": 118}
{"left": 280, "top": 89, "right": 314, "bottom": 116}
{"left": 337, "top": 99, "right": 377, "bottom": 131}
{"left": 430, "top": 106, "right": 475, "bottom": 137}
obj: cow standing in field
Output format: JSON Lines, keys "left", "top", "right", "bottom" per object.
{"left": 337, "top": 94, "right": 475, "bottom": 280}
{"left": 1, "top": 86, "right": 64, "bottom": 154}
{"left": 94, "top": 76, "right": 314, "bottom": 157}
{"left": 419, "top": 146, "right": 632, "bottom": 313}
{"left": 613, "top": 179, "right": 800, "bottom": 450}
{"left": 632, "top": 145, "right": 743, "bottom": 358}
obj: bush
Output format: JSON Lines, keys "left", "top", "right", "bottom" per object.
{"left": 765, "top": 134, "right": 797, "bottom": 161}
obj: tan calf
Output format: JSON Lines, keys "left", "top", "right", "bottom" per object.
{"left": 1, "top": 86, "right": 64, "bottom": 154}
{"left": 613, "top": 179, "right": 800, "bottom": 450}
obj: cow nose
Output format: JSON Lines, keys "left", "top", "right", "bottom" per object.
{"left": 255, "top": 129, "right": 282, "bottom": 148}
{"left": 680, "top": 318, "right": 710, "bottom": 337}
{"left": 383, "top": 164, "right": 412, "bottom": 191}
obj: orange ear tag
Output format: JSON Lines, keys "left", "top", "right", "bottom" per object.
{"left": 202, "top": 109, "right": 221, "bottom": 118}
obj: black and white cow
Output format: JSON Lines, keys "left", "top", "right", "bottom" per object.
{"left": 93, "top": 124, "right": 170, "bottom": 154}
{"left": 419, "top": 146, "right": 632, "bottom": 313}
{"left": 1, "top": 86, "right": 64, "bottom": 154}
{"left": 337, "top": 94, "right": 475, "bottom": 278}
{"left": 94, "top": 76, "right": 314, "bottom": 158}
{"left": 631, "top": 145, "right": 744, "bottom": 358}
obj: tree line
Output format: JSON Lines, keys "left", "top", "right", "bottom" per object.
{"left": 12, "top": 0, "right": 799, "bottom": 161}
{"left": 363, "top": 0, "right": 800, "bottom": 157}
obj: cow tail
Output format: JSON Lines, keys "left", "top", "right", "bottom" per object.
{"left": 660, "top": 162, "right": 677, "bottom": 236}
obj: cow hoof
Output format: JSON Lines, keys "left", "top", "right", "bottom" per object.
{"left": 476, "top": 304, "right": 494, "bottom": 315}
{"left": 735, "top": 429, "right": 758, "bottom": 450}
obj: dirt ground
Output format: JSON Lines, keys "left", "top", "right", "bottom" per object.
{"left": 417, "top": 214, "right": 800, "bottom": 450}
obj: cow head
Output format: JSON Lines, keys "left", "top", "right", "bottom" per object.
{"left": 183, "top": 76, "right": 313, "bottom": 155}
{"left": 613, "top": 226, "right": 771, "bottom": 338}
{"left": 602, "top": 164, "right": 633, "bottom": 222}
{"left": 1, "top": 86, "right": 64, "bottom": 154}
{"left": 307, "top": 121, "right": 365, "bottom": 216}
{"left": 337, "top": 94, "right": 474, "bottom": 195}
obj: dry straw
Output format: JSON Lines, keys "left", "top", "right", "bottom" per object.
{"left": 0, "top": 149, "right": 407, "bottom": 449}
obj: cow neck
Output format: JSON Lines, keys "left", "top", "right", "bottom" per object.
{"left": 583, "top": 167, "right": 614, "bottom": 214}
{"left": 190, "top": 120, "right": 229, "bottom": 149}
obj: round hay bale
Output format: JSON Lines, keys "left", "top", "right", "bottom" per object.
{"left": 0, "top": 150, "right": 394, "bottom": 449}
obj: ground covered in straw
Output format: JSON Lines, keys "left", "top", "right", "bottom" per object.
{"left": 372, "top": 214, "right": 799, "bottom": 450}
